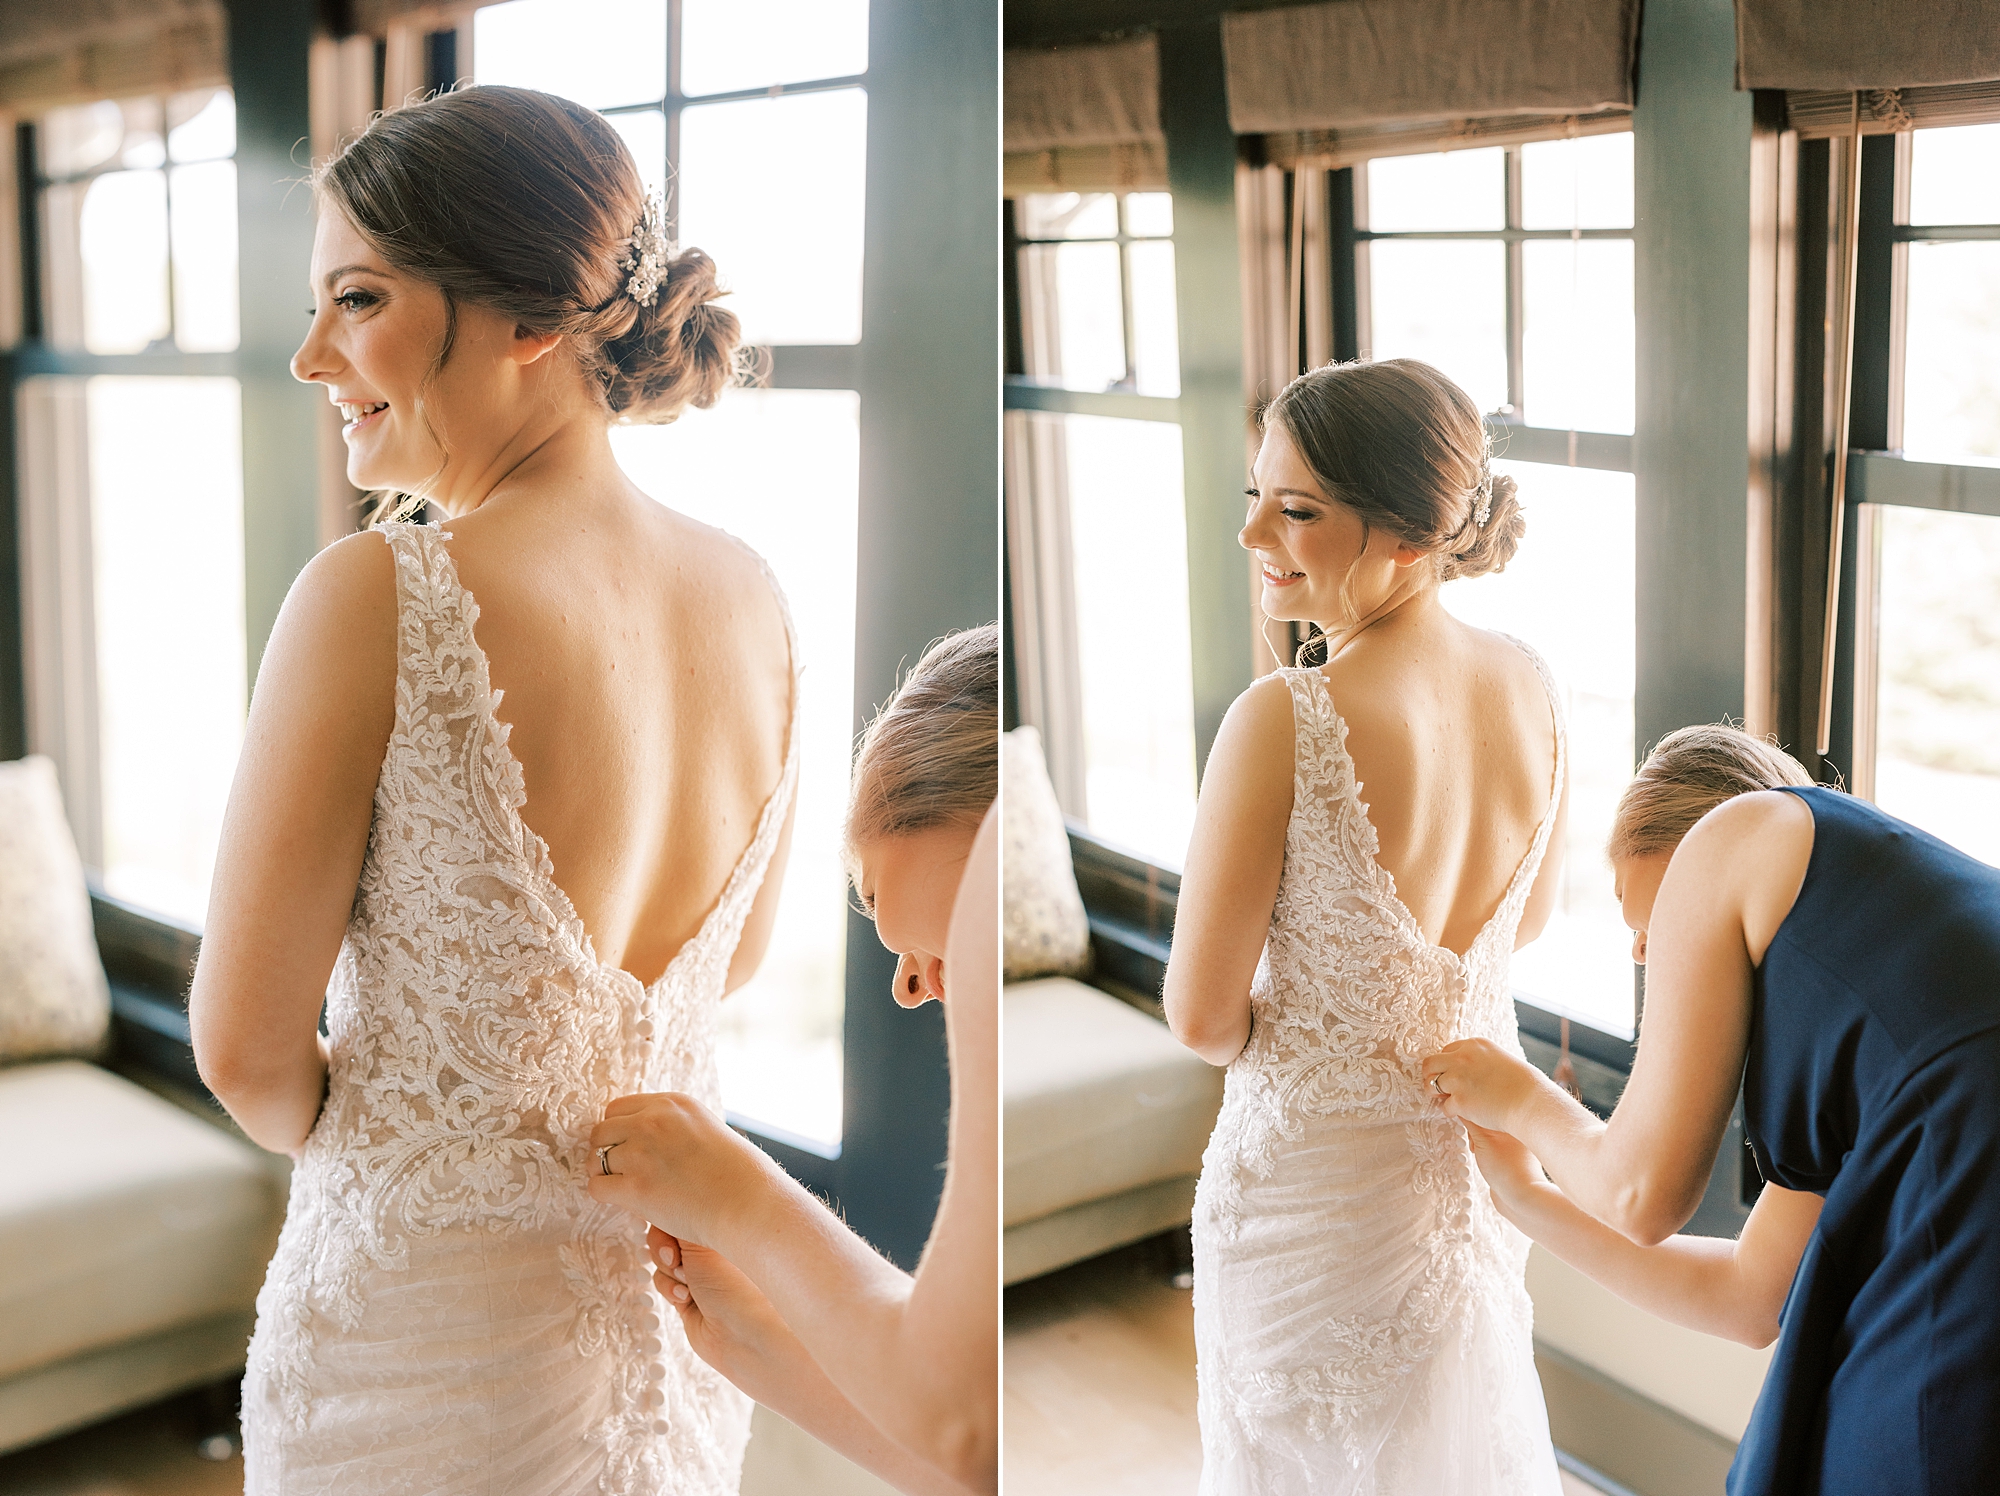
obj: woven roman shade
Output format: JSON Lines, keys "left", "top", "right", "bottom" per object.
{"left": 0, "top": 0, "right": 226, "bottom": 114}
{"left": 1736, "top": 1, "right": 2000, "bottom": 92}
{"left": 1004, "top": 35, "right": 1168, "bottom": 194}
{"left": 1223, "top": 0, "right": 1639, "bottom": 168}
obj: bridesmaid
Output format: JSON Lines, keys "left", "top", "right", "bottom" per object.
{"left": 1424, "top": 724, "right": 2000, "bottom": 1496}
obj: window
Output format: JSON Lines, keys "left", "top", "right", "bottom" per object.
{"left": 1838, "top": 121, "right": 2000, "bottom": 869}
{"left": 478, "top": 0, "right": 871, "bottom": 1149}
{"left": 1007, "top": 189, "right": 1198, "bottom": 868}
{"left": 1365, "top": 134, "right": 1635, "bottom": 434}
{"left": 17, "top": 90, "right": 246, "bottom": 928}
{"left": 1015, "top": 192, "right": 1179, "bottom": 397}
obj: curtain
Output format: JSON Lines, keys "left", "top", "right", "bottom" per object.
{"left": 0, "top": 0, "right": 225, "bottom": 114}
{"left": 1004, "top": 35, "right": 1166, "bottom": 194}
{"left": 1222, "top": 0, "right": 1639, "bottom": 134}
{"left": 1736, "top": 1, "right": 2000, "bottom": 92}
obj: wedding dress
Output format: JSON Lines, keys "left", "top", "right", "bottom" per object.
{"left": 1192, "top": 652, "right": 1566, "bottom": 1495}
{"left": 241, "top": 522, "right": 797, "bottom": 1495}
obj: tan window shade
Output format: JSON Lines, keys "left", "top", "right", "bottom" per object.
{"left": 1221, "top": 0, "right": 1639, "bottom": 135}
{"left": 1736, "top": 1, "right": 2000, "bottom": 92}
{"left": 1004, "top": 36, "right": 1163, "bottom": 153}
{"left": 1785, "top": 83, "right": 2000, "bottom": 138}
{"left": 0, "top": 0, "right": 226, "bottom": 115}
{"left": 1004, "top": 142, "right": 1169, "bottom": 196}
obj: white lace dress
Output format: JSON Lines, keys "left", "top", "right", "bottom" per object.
{"left": 1192, "top": 655, "right": 1566, "bottom": 1495}
{"left": 241, "top": 522, "right": 797, "bottom": 1495}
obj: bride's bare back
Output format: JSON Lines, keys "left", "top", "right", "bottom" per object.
{"left": 445, "top": 486, "right": 793, "bottom": 986}
{"left": 1327, "top": 613, "right": 1561, "bottom": 958}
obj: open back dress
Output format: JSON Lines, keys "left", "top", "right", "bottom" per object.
{"left": 240, "top": 521, "right": 798, "bottom": 1496}
{"left": 1192, "top": 649, "right": 1566, "bottom": 1495}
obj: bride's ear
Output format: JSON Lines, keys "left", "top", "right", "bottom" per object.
{"left": 509, "top": 326, "right": 565, "bottom": 366}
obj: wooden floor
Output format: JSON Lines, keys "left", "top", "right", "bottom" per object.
{"left": 1003, "top": 1239, "right": 1610, "bottom": 1496}
{"left": 0, "top": 1390, "right": 894, "bottom": 1496}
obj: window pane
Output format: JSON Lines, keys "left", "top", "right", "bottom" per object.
{"left": 608, "top": 388, "right": 859, "bottom": 1145}
{"left": 1902, "top": 241, "right": 2000, "bottom": 463}
{"left": 1520, "top": 133, "right": 1634, "bottom": 230}
{"left": 114, "top": 98, "right": 165, "bottom": 170}
{"left": 678, "top": 88, "right": 867, "bottom": 345}
{"left": 170, "top": 161, "right": 239, "bottom": 352}
{"left": 67, "top": 170, "right": 171, "bottom": 354}
{"left": 87, "top": 377, "right": 246, "bottom": 924}
{"left": 1908, "top": 122, "right": 2000, "bottom": 227}
{"left": 1368, "top": 240, "right": 1508, "bottom": 416}
{"left": 1059, "top": 414, "right": 1197, "bottom": 868}
{"left": 1016, "top": 192, "right": 1118, "bottom": 240}
{"left": 606, "top": 107, "right": 667, "bottom": 199}
{"left": 1125, "top": 192, "right": 1173, "bottom": 237}
{"left": 680, "top": 0, "right": 868, "bottom": 96}
{"left": 1366, "top": 148, "right": 1504, "bottom": 231}
{"left": 40, "top": 100, "right": 126, "bottom": 178}
{"left": 1441, "top": 460, "right": 1636, "bottom": 1036}
{"left": 1870, "top": 504, "right": 2000, "bottom": 867}
{"left": 1522, "top": 238, "right": 1634, "bottom": 434}
{"left": 1129, "top": 239, "right": 1180, "bottom": 398}
{"left": 167, "top": 89, "right": 234, "bottom": 164}
{"left": 1018, "top": 242, "right": 1126, "bottom": 392}
{"left": 474, "top": 0, "right": 667, "bottom": 109}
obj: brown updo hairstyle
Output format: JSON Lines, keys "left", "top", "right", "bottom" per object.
{"left": 1262, "top": 358, "right": 1527, "bottom": 595}
{"left": 314, "top": 86, "right": 741, "bottom": 517}
{"left": 1608, "top": 724, "right": 1816, "bottom": 863}
{"left": 845, "top": 624, "right": 999, "bottom": 864}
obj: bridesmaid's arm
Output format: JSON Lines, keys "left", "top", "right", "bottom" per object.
{"left": 1428, "top": 791, "right": 1815, "bottom": 1244}
{"left": 190, "top": 532, "right": 396, "bottom": 1153}
{"left": 1162, "top": 674, "right": 1296, "bottom": 1066}
{"left": 1467, "top": 1122, "right": 1820, "bottom": 1347}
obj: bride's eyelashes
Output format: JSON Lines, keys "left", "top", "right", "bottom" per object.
{"left": 1244, "top": 486, "right": 1320, "bottom": 524}
{"left": 306, "top": 288, "right": 385, "bottom": 319}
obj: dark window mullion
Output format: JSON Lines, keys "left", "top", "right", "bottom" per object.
{"left": 1117, "top": 195, "right": 1138, "bottom": 389}
{"left": 1504, "top": 146, "right": 1524, "bottom": 417}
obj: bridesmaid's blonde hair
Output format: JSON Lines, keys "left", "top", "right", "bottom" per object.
{"left": 845, "top": 624, "right": 998, "bottom": 856}
{"left": 1609, "top": 724, "right": 1815, "bottom": 862}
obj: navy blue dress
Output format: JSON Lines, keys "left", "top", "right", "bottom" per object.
{"left": 1730, "top": 786, "right": 2000, "bottom": 1496}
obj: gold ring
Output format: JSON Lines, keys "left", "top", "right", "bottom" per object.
{"left": 597, "top": 1143, "right": 619, "bottom": 1176}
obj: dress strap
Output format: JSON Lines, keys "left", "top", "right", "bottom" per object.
{"left": 1495, "top": 632, "right": 1569, "bottom": 872}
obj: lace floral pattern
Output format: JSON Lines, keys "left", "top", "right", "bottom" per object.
{"left": 1192, "top": 652, "right": 1566, "bottom": 1495}
{"left": 241, "top": 523, "right": 795, "bottom": 1496}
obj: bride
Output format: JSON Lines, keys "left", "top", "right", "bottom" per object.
{"left": 188, "top": 87, "right": 793, "bottom": 1493}
{"left": 1164, "top": 359, "right": 1568, "bottom": 1493}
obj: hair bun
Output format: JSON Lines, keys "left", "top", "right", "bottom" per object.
{"left": 599, "top": 246, "right": 743, "bottom": 423}
{"left": 1442, "top": 472, "right": 1524, "bottom": 581}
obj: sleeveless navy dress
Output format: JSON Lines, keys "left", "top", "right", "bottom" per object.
{"left": 1730, "top": 787, "right": 2000, "bottom": 1496}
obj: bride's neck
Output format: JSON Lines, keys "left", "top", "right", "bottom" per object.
{"left": 428, "top": 412, "right": 622, "bottom": 521}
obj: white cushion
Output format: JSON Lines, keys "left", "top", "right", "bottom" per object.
{"left": 0, "top": 1061, "right": 282, "bottom": 1381}
{"left": 0, "top": 757, "right": 109, "bottom": 1063}
{"left": 1002, "top": 728, "right": 1091, "bottom": 981}
{"left": 1004, "top": 977, "right": 1223, "bottom": 1226}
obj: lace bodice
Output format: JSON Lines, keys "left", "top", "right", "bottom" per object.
{"left": 1192, "top": 645, "right": 1566, "bottom": 1494}
{"left": 241, "top": 521, "right": 796, "bottom": 1495}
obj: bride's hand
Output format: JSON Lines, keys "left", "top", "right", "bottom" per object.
{"left": 586, "top": 1092, "right": 783, "bottom": 1248}
{"left": 648, "top": 1226, "right": 809, "bottom": 1406}
{"left": 1461, "top": 1120, "right": 1550, "bottom": 1219}
{"left": 1419, "top": 1037, "right": 1545, "bottom": 1132}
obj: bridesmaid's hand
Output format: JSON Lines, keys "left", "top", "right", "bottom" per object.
{"left": 1461, "top": 1120, "right": 1552, "bottom": 1222}
{"left": 586, "top": 1092, "right": 783, "bottom": 1249}
{"left": 1420, "top": 1038, "right": 1546, "bottom": 1133}
{"left": 648, "top": 1226, "right": 810, "bottom": 1407}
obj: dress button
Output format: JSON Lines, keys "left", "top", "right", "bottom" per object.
{"left": 635, "top": 1016, "right": 655, "bottom": 1040}
{"left": 644, "top": 1386, "right": 666, "bottom": 1409}
{"left": 648, "top": 1360, "right": 668, "bottom": 1383}
{"left": 640, "top": 1335, "right": 664, "bottom": 1356}
{"left": 650, "top": 1418, "right": 670, "bottom": 1436}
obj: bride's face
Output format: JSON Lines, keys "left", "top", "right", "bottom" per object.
{"left": 1240, "top": 423, "right": 1429, "bottom": 631}
{"left": 855, "top": 822, "right": 978, "bottom": 1008}
{"left": 1612, "top": 850, "right": 1673, "bottom": 964}
{"left": 291, "top": 208, "right": 562, "bottom": 504}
